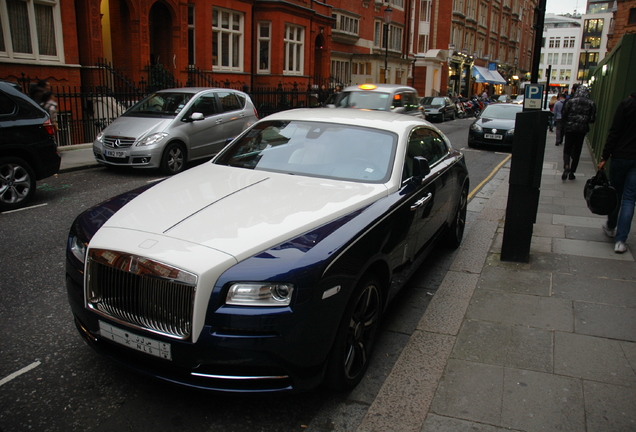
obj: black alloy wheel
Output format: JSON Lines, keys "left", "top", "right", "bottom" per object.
{"left": 0, "top": 157, "right": 36, "bottom": 212}
{"left": 445, "top": 183, "right": 468, "bottom": 249}
{"left": 326, "top": 274, "right": 382, "bottom": 391}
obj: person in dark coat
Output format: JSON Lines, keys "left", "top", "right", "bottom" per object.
{"left": 561, "top": 85, "right": 596, "bottom": 180}
{"left": 597, "top": 91, "right": 636, "bottom": 253}
{"left": 29, "top": 79, "right": 50, "bottom": 105}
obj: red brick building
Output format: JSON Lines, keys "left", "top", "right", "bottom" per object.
{"left": 1, "top": 0, "right": 545, "bottom": 96}
{"left": 607, "top": 0, "right": 636, "bottom": 52}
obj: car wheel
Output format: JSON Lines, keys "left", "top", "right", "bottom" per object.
{"left": 160, "top": 143, "right": 186, "bottom": 175}
{"left": 444, "top": 183, "right": 468, "bottom": 249}
{"left": 325, "top": 274, "right": 383, "bottom": 391}
{"left": 0, "top": 157, "right": 37, "bottom": 212}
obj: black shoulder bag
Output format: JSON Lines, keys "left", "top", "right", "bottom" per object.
{"left": 584, "top": 170, "right": 618, "bottom": 215}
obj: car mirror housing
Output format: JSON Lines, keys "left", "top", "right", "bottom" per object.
{"left": 412, "top": 156, "right": 431, "bottom": 182}
{"left": 188, "top": 112, "right": 204, "bottom": 122}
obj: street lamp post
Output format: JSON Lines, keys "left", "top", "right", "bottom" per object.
{"left": 582, "top": 41, "right": 591, "bottom": 84}
{"left": 383, "top": 6, "right": 393, "bottom": 83}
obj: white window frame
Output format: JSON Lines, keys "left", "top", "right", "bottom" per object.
{"left": 333, "top": 12, "right": 359, "bottom": 36}
{"left": 212, "top": 8, "right": 244, "bottom": 72}
{"left": 331, "top": 59, "right": 350, "bottom": 84}
{"left": 420, "top": 0, "right": 431, "bottom": 22}
{"left": 0, "top": 0, "right": 64, "bottom": 63}
{"left": 284, "top": 24, "right": 304, "bottom": 75}
{"left": 257, "top": 21, "right": 271, "bottom": 74}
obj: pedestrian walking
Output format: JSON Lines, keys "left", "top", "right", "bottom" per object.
{"left": 41, "top": 91, "right": 59, "bottom": 135}
{"left": 29, "top": 79, "right": 50, "bottom": 105}
{"left": 561, "top": 85, "right": 596, "bottom": 180}
{"left": 548, "top": 94, "right": 557, "bottom": 132}
{"left": 553, "top": 92, "right": 566, "bottom": 146}
{"left": 597, "top": 91, "right": 636, "bottom": 253}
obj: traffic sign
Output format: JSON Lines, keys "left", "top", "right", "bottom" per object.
{"left": 523, "top": 84, "right": 544, "bottom": 110}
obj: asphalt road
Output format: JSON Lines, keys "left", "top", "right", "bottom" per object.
{"left": 0, "top": 116, "right": 510, "bottom": 432}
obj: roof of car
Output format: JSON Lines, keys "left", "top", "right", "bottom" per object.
{"left": 261, "top": 107, "right": 430, "bottom": 133}
{"left": 342, "top": 84, "right": 418, "bottom": 92}
{"left": 0, "top": 80, "right": 23, "bottom": 92}
{"left": 156, "top": 87, "right": 248, "bottom": 94}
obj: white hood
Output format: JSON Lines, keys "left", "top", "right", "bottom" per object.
{"left": 98, "top": 163, "right": 388, "bottom": 262}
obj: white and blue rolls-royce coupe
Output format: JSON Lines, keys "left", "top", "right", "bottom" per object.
{"left": 66, "top": 108, "right": 469, "bottom": 393}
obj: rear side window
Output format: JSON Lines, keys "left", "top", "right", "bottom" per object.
{"left": 0, "top": 88, "right": 45, "bottom": 120}
{"left": 0, "top": 92, "right": 17, "bottom": 116}
{"left": 218, "top": 92, "right": 243, "bottom": 112}
{"left": 189, "top": 94, "right": 219, "bottom": 117}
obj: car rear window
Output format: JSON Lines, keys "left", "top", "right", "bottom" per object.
{"left": 336, "top": 91, "right": 391, "bottom": 111}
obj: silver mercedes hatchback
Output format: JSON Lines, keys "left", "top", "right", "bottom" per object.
{"left": 93, "top": 88, "right": 258, "bottom": 175}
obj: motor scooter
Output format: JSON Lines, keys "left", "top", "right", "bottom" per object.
{"left": 455, "top": 98, "right": 466, "bottom": 118}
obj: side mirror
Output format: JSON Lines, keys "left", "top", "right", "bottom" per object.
{"left": 189, "top": 112, "right": 204, "bottom": 121}
{"left": 412, "top": 156, "right": 431, "bottom": 183}
{"left": 392, "top": 107, "right": 406, "bottom": 114}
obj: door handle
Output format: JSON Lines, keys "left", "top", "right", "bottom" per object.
{"left": 410, "top": 193, "right": 432, "bottom": 211}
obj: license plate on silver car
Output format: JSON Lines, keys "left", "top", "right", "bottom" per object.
{"left": 99, "top": 321, "right": 172, "bottom": 360}
{"left": 484, "top": 133, "right": 503, "bottom": 140}
{"left": 104, "top": 149, "right": 126, "bottom": 158}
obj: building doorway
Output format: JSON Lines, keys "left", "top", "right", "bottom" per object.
{"left": 149, "top": 2, "right": 173, "bottom": 68}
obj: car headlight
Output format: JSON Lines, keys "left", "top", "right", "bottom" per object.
{"left": 68, "top": 234, "right": 88, "bottom": 264}
{"left": 137, "top": 132, "right": 169, "bottom": 146}
{"left": 470, "top": 123, "right": 483, "bottom": 133}
{"left": 507, "top": 128, "right": 515, "bottom": 136}
{"left": 95, "top": 131, "right": 104, "bottom": 143}
{"left": 226, "top": 283, "right": 294, "bottom": 307}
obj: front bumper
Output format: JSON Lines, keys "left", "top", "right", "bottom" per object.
{"left": 93, "top": 142, "right": 161, "bottom": 169}
{"left": 65, "top": 257, "right": 329, "bottom": 393}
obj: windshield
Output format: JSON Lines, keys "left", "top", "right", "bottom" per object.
{"left": 335, "top": 91, "right": 391, "bottom": 111}
{"left": 420, "top": 97, "right": 445, "bottom": 106}
{"left": 481, "top": 104, "right": 522, "bottom": 120}
{"left": 214, "top": 120, "right": 397, "bottom": 183}
{"left": 123, "top": 92, "right": 193, "bottom": 118}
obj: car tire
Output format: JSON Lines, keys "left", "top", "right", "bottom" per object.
{"left": 160, "top": 142, "right": 186, "bottom": 175}
{"left": 0, "top": 157, "right": 37, "bottom": 212}
{"left": 325, "top": 274, "right": 383, "bottom": 391}
{"left": 444, "top": 183, "right": 468, "bottom": 249}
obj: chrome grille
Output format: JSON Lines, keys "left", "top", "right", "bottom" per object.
{"left": 87, "top": 249, "right": 197, "bottom": 340}
{"left": 103, "top": 136, "right": 136, "bottom": 148}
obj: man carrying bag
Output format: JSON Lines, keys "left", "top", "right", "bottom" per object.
{"left": 597, "top": 91, "right": 636, "bottom": 254}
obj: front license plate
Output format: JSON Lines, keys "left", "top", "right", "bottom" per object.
{"left": 99, "top": 321, "right": 172, "bottom": 360}
{"left": 484, "top": 133, "right": 503, "bottom": 140}
{"left": 104, "top": 149, "right": 126, "bottom": 158}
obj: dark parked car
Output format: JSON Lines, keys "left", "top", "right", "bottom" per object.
{"left": 468, "top": 103, "right": 523, "bottom": 148}
{"left": 0, "top": 81, "right": 60, "bottom": 212}
{"left": 419, "top": 96, "right": 456, "bottom": 122}
{"left": 66, "top": 108, "right": 469, "bottom": 393}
